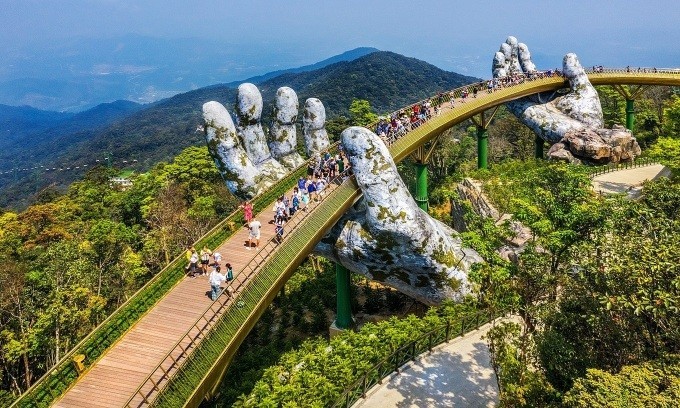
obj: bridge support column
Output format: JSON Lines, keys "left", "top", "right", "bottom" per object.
{"left": 626, "top": 99, "right": 635, "bottom": 131}
{"left": 476, "top": 127, "right": 488, "bottom": 169}
{"left": 415, "top": 162, "right": 428, "bottom": 212}
{"left": 613, "top": 85, "right": 646, "bottom": 132}
{"left": 535, "top": 135, "right": 544, "bottom": 159}
{"left": 470, "top": 107, "right": 499, "bottom": 170}
{"left": 330, "top": 263, "right": 354, "bottom": 336}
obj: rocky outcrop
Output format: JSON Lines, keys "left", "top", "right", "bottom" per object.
{"left": 451, "top": 178, "right": 531, "bottom": 263}
{"left": 548, "top": 125, "right": 641, "bottom": 164}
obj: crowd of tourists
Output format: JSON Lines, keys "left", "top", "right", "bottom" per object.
{"left": 186, "top": 150, "right": 351, "bottom": 301}
{"left": 374, "top": 68, "right": 566, "bottom": 144}
{"left": 184, "top": 246, "right": 234, "bottom": 300}
{"left": 192, "top": 67, "right": 573, "bottom": 301}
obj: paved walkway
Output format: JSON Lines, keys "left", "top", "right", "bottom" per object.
{"left": 354, "top": 322, "right": 499, "bottom": 408}
{"left": 592, "top": 163, "right": 670, "bottom": 197}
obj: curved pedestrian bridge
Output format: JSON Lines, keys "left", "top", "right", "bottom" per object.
{"left": 12, "top": 68, "right": 680, "bottom": 408}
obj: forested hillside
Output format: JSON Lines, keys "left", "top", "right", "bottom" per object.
{"left": 0, "top": 51, "right": 477, "bottom": 209}
{"left": 0, "top": 147, "right": 238, "bottom": 404}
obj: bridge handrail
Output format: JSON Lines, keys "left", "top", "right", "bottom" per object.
{"left": 588, "top": 156, "right": 659, "bottom": 178}
{"left": 331, "top": 308, "right": 506, "bottom": 408}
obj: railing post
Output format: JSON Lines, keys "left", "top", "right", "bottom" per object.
{"left": 445, "top": 321, "right": 451, "bottom": 341}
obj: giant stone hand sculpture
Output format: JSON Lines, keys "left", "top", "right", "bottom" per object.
{"left": 203, "top": 84, "right": 330, "bottom": 198}
{"left": 314, "top": 127, "right": 482, "bottom": 305}
{"left": 494, "top": 36, "right": 641, "bottom": 164}
{"left": 203, "top": 86, "right": 483, "bottom": 305}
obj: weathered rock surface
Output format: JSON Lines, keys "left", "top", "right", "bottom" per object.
{"left": 494, "top": 37, "right": 641, "bottom": 164}
{"left": 451, "top": 178, "right": 531, "bottom": 263}
{"left": 203, "top": 101, "right": 263, "bottom": 198}
{"left": 204, "top": 84, "right": 330, "bottom": 198}
{"left": 269, "top": 87, "right": 305, "bottom": 169}
{"left": 314, "top": 127, "right": 482, "bottom": 305}
{"left": 303, "top": 98, "right": 331, "bottom": 157}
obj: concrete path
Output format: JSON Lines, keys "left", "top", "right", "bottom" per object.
{"left": 353, "top": 322, "right": 499, "bottom": 408}
{"left": 592, "top": 163, "right": 670, "bottom": 197}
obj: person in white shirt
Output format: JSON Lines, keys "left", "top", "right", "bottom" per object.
{"left": 208, "top": 266, "right": 226, "bottom": 301}
{"left": 189, "top": 250, "right": 199, "bottom": 278}
{"left": 248, "top": 219, "right": 262, "bottom": 250}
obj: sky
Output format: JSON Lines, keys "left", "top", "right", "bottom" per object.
{"left": 2, "top": 0, "right": 679, "bottom": 79}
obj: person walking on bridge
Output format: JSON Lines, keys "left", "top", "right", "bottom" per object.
{"left": 247, "top": 218, "right": 262, "bottom": 250}
{"left": 200, "top": 246, "right": 212, "bottom": 275}
{"left": 208, "top": 266, "right": 226, "bottom": 301}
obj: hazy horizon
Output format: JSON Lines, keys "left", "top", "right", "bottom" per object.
{"left": 2, "top": 1, "right": 679, "bottom": 111}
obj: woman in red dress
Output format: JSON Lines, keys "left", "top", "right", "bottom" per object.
{"left": 242, "top": 200, "right": 253, "bottom": 227}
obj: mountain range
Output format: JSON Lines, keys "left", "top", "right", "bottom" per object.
{"left": 0, "top": 35, "right": 378, "bottom": 112}
{"left": 0, "top": 50, "right": 479, "bottom": 209}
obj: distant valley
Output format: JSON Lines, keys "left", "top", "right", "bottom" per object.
{"left": 0, "top": 50, "right": 478, "bottom": 209}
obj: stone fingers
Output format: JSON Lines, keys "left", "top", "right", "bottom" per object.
{"left": 236, "top": 83, "right": 288, "bottom": 183}
{"left": 340, "top": 127, "right": 420, "bottom": 237}
{"left": 270, "top": 87, "right": 305, "bottom": 169}
{"left": 556, "top": 53, "right": 604, "bottom": 128}
{"left": 492, "top": 51, "right": 507, "bottom": 78}
{"left": 517, "top": 43, "right": 536, "bottom": 73}
{"left": 202, "top": 101, "right": 260, "bottom": 198}
{"left": 303, "top": 98, "right": 330, "bottom": 157}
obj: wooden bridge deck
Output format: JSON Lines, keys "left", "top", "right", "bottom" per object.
{"left": 54, "top": 190, "right": 322, "bottom": 407}
{"left": 51, "top": 92, "right": 481, "bottom": 408}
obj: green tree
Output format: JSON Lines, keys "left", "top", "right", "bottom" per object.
{"left": 662, "top": 95, "right": 680, "bottom": 137}
{"left": 646, "top": 137, "right": 680, "bottom": 174}
{"left": 348, "top": 99, "right": 378, "bottom": 127}
{"left": 563, "top": 356, "right": 680, "bottom": 408}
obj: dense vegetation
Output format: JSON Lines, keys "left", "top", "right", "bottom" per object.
{"left": 0, "top": 146, "right": 238, "bottom": 404}
{"left": 466, "top": 162, "right": 680, "bottom": 407}
{"left": 212, "top": 257, "right": 427, "bottom": 407}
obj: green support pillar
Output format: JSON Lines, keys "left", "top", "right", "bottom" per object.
{"left": 334, "top": 263, "right": 353, "bottom": 330}
{"left": 477, "top": 127, "right": 488, "bottom": 169}
{"left": 414, "top": 162, "right": 428, "bottom": 212}
{"left": 534, "top": 135, "right": 544, "bottom": 159}
{"left": 625, "top": 99, "right": 635, "bottom": 131}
